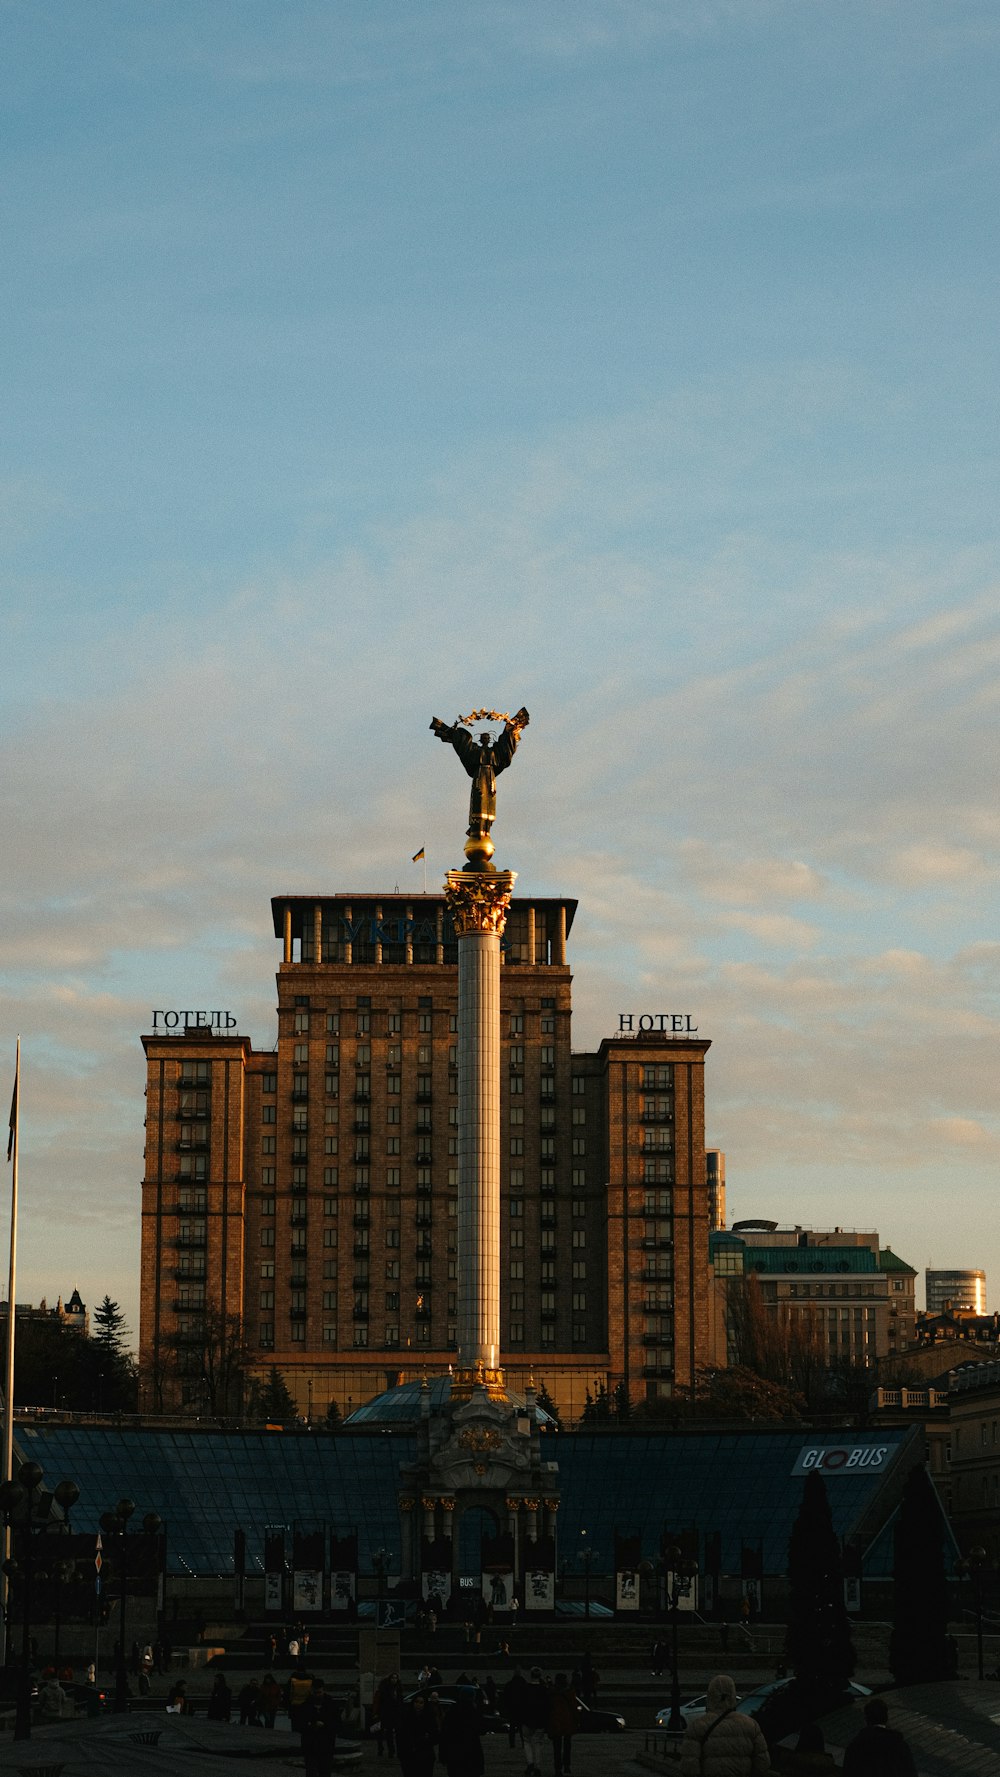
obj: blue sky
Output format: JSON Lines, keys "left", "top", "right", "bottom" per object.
{"left": 1, "top": 0, "right": 999, "bottom": 1346}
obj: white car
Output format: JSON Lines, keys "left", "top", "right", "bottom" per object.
{"left": 656, "top": 1678, "right": 871, "bottom": 1728}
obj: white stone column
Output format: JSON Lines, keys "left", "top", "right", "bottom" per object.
{"left": 444, "top": 869, "right": 516, "bottom": 1387}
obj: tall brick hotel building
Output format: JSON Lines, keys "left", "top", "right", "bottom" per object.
{"left": 140, "top": 892, "right": 710, "bottom": 1422}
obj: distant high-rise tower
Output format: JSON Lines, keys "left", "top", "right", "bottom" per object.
{"left": 926, "top": 1268, "right": 986, "bottom": 1315}
{"left": 706, "top": 1149, "right": 726, "bottom": 1231}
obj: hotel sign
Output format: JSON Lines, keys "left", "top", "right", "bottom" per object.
{"left": 617, "top": 1013, "right": 699, "bottom": 1033}
{"left": 151, "top": 1010, "right": 238, "bottom": 1031}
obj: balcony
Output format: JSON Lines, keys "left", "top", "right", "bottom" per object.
{"left": 641, "top": 1110, "right": 673, "bottom": 1124}
{"left": 291, "top": 1089, "right": 309, "bottom": 1104}
{"left": 172, "top": 1299, "right": 206, "bottom": 1314}
{"left": 353, "top": 1307, "right": 369, "bottom": 1321}
{"left": 643, "top": 1332, "right": 673, "bottom": 1347}
{"left": 643, "top": 1297, "right": 673, "bottom": 1313}
{"left": 354, "top": 1090, "right": 371, "bottom": 1105}
{"left": 353, "top": 1116, "right": 370, "bottom": 1133}
{"left": 540, "top": 1214, "right": 556, "bottom": 1229}
{"left": 290, "top": 1308, "right": 307, "bottom": 1322}
{"left": 642, "top": 1364, "right": 673, "bottom": 1379}
{"left": 174, "top": 1106, "right": 209, "bottom": 1121}
{"left": 353, "top": 1214, "right": 371, "bottom": 1228}
{"left": 174, "top": 1234, "right": 206, "bottom": 1250}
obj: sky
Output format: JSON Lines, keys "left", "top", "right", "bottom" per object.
{"left": 1, "top": 0, "right": 999, "bottom": 1350}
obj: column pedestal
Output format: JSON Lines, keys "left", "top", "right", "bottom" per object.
{"left": 444, "top": 869, "right": 516, "bottom": 1401}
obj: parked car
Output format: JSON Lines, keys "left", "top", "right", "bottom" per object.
{"left": 657, "top": 1677, "right": 871, "bottom": 1729}
{"left": 574, "top": 1697, "right": 626, "bottom": 1733}
{"left": 403, "top": 1685, "right": 503, "bottom": 1732}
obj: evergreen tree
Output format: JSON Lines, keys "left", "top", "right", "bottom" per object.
{"left": 323, "top": 1397, "right": 343, "bottom": 1431}
{"left": 890, "top": 1463, "right": 954, "bottom": 1684}
{"left": 250, "top": 1366, "right": 297, "bottom": 1423}
{"left": 534, "top": 1380, "right": 561, "bottom": 1428}
{"left": 92, "top": 1296, "right": 129, "bottom": 1355}
{"left": 787, "top": 1470, "right": 856, "bottom": 1694}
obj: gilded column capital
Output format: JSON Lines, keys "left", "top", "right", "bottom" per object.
{"left": 544, "top": 1498, "right": 560, "bottom": 1513}
{"left": 398, "top": 1497, "right": 415, "bottom": 1512}
{"left": 444, "top": 870, "right": 517, "bottom": 938}
{"left": 420, "top": 1496, "right": 438, "bottom": 1512}
{"left": 440, "top": 1497, "right": 456, "bottom": 1513}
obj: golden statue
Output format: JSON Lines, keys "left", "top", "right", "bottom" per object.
{"left": 430, "top": 707, "right": 529, "bottom": 869}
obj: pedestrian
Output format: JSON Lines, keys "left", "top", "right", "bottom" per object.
{"left": 288, "top": 1665, "right": 314, "bottom": 1729}
{"left": 167, "top": 1680, "right": 190, "bottom": 1715}
{"left": 547, "top": 1672, "right": 579, "bottom": 1777}
{"left": 522, "top": 1665, "right": 549, "bottom": 1776}
{"left": 397, "top": 1691, "right": 438, "bottom": 1777}
{"left": 579, "top": 1652, "right": 598, "bottom": 1706}
{"left": 300, "top": 1676, "right": 340, "bottom": 1777}
{"left": 842, "top": 1699, "right": 917, "bottom": 1777}
{"left": 238, "top": 1678, "right": 262, "bottom": 1725}
{"left": 260, "top": 1672, "right": 282, "bottom": 1728}
{"left": 652, "top": 1638, "right": 669, "bottom": 1677}
{"left": 503, "top": 1667, "right": 528, "bottom": 1750}
{"left": 207, "top": 1672, "right": 232, "bottom": 1721}
{"left": 269, "top": 1632, "right": 278, "bottom": 1664}
{"left": 375, "top": 1672, "right": 402, "bottom": 1756}
{"left": 439, "top": 1693, "right": 485, "bottom": 1777}
{"left": 680, "top": 1674, "right": 769, "bottom": 1777}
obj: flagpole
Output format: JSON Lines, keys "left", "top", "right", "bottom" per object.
{"left": 4, "top": 1037, "right": 18, "bottom": 1484}
{"left": 2, "top": 1037, "right": 19, "bottom": 1666}
{"left": 423, "top": 854, "right": 427, "bottom": 895}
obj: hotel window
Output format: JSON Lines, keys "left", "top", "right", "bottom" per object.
{"left": 509, "top": 1322, "right": 524, "bottom": 1344}
{"left": 353, "top": 1327, "right": 369, "bottom": 1347}
{"left": 572, "top": 1229, "right": 586, "bottom": 1249}
{"left": 510, "top": 1259, "right": 524, "bottom": 1279}
{"left": 326, "top": 1043, "right": 339, "bottom": 1066}
{"left": 260, "top": 1261, "right": 275, "bottom": 1279}
{"left": 294, "top": 1042, "right": 309, "bottom": 1064}
{"left": 509, "top": 1200, "right": 523, "bottom": 1218}
{"left": 356, "top": 1011, "right": 370, "bottom": 1035}
{"left": 261, "top": 1168, "right": 275, "bottom": 1187}
{"left": 323, "top": 1167, "right": 338, "bottom": 1187}
{"left": 386, "top": 1259, "right": 400, "bottom": 1280}
{"left": 541, "top": 1046, "right": 555, "bottom": 1068}
{"left": 510, "top": 1137, "right": 524, "bottom": 1156}
{"left": 572, "top": 1076, "right": 585, "bottom": 1095}
{"left": 509, "top": 1015, "right": 523, "bottom": 1036}
{"left": 325, "top": 1136, "right": 338, "bottom": 1156}
{"left": 294, "top": 1011, "right": 310, "bottom": 1034}
{"left": 263, "top": 1072, "right": 277, "bottom": 1094}
{"left": 261, "top": 1135, "right": 276, "bottom": 1154}
{"left": 325, "top": 1074, "right": 339, "bottom": 1097}
{"left": 418, "top": 1011, "right": 432, "bottom": 1034}
{"left": 388, "top": 1012, "right": 401, "bottom": 1034}
{"left": 509, "top": 1075, "right": 523, "bottom": 1095}
{"left": 384, "top": 1326, "right": 400, "bottom": 1347}
{"left": 323, "top": 1325, "right": 337, "bottom": 1344}
{"left": 259, "top": 1323, "right": 274, "bottom": 1348}
{"left": 326, "top": 1013, "right": 340, "bottom": 1034}
{"left": 324, "top": 1228, "right": 338, "bottom": 1248}
{"left": 386, "top": 1228, "right": 400, "bottom": 1248}
{"left": 387, "top": 1075, "right": 400, "bottom": 1095}
{"left": 356, "top": 1044, "right": 371, "bottom": 1065}
{"left": 509, "top": 1106, "right": 524, "bottom": 1126}
{"left": 572, "top": 1137, "right": 585, "bottom": 1156}
{"left": 261, "top": 1197, "right": 275, "bottom": 1217}
{"left": 260, "top": 1228, "right": 274, "bottom": 1247}
{"left": 510, "top": 1168, "right": 524, "bottom": 1192}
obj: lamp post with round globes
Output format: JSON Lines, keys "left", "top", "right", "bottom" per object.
{"left": 578, "top": 1530, "right": 598, "bottom": 1620}
{"left": 102, "top": 1500, "right": 162, "bottom": 1713}
{"left": 0, "top": 1460, "right": 79, "bottom": 1741}
{"left": 663, "top": 1543, "right": 699, "bottom": 1735}
{"left": 958, "top": 1546, "right": 988, "bottom": 1680}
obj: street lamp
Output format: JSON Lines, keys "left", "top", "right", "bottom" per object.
{"left": 958, "top": 1546, "right": 987, "bottom": 1680}
{"left": 102, "top": 1498, "right": 159, "bottom": 1712}
{"left": 578, "top": 1531, "right": 598, "bottom": 1621}
{"left": 663, "top": 1543, "right": 699, "bottom": 1735}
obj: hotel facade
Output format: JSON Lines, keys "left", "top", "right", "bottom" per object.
{"left": 139, "top": 891, "right": 711, "bottom": 1422}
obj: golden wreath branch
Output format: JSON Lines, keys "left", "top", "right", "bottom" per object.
{"left": 456, "top": 706, "right": 528, "bottom": 729}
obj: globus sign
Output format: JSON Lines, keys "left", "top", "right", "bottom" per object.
{"left": 792, "top": 1445, "right": 891, "bottom": 1477}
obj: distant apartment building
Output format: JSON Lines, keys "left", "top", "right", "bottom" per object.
{"left": 705, "top": 1148, "right": 726, "bottom": 1232}
{"left": 926, "top": 1269, "right": 987, "bottom": 1316}
{"left": 709, "top": 1222, "right": 916, "bottom": 1367}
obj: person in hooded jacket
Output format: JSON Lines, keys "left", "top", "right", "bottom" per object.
{"left": 680, "top": 1675, "right": 770, "bottom": 1777}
